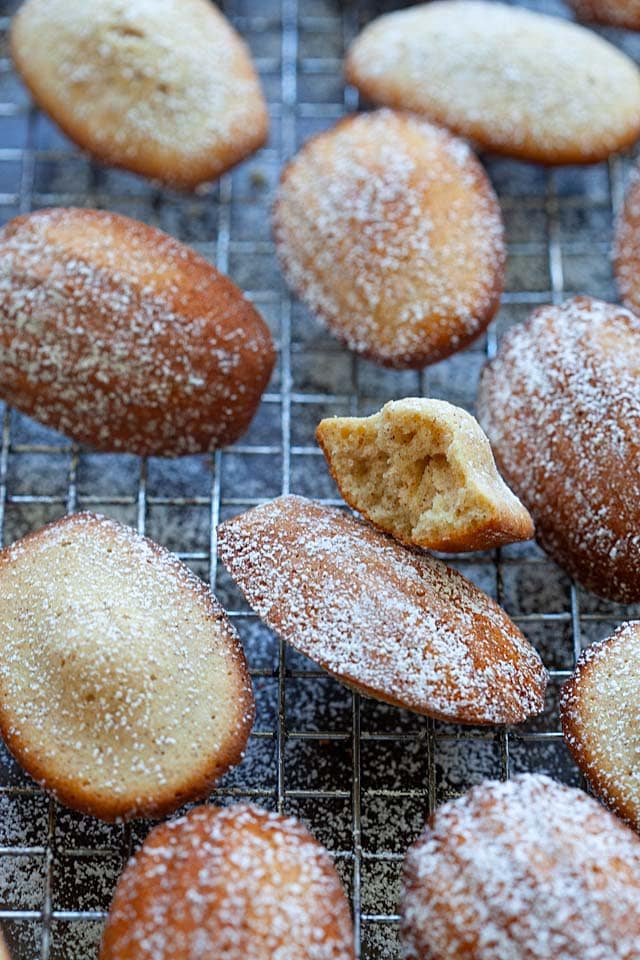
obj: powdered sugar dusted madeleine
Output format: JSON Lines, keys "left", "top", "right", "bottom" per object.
{"left": 11, "top": 0, "right": 268, "bottom": 188}
{"left": 345, "top": 2, "right": 640, "bottom": 165}
{"left": 316, "top": 399, "right": 533, "bottom": 553}
{"left": 272, "top": 110, "right": 504, "bottom": 369}
{"left": 218, "top": 495, "right": 547, "bottom": 725}
{"left": 478, "top": 297, "right": 640, "bottom": 603}
{"left": 401, "top": 774, "right": 640, "bottom": 960}
{"left": 569, "top": 0, "right": 640, "bottom": 28}
{"left": 0, "top": 513, "right": 254, "bottom": 822}
{"left": 100, "top": 804, "right": 355, "bottom": 959}
{"left": 561, "top": 622, "right": 640, "bottom": 833}
{"left": 615, "top": 170, "right": 640, "bottom": 315}
{"left": 0, "top": 208, "right": 275, "bottom": 456}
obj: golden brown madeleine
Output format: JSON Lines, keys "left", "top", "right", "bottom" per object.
{"left": 316, "top": 398, "right": 533, "bottom": 552}
{"left": 477, "top": 296, "right": 640, "bottom": 603}
{"left": 11, "top": 0, "right": 268, "bottom": 188}
{"left": 272, "top": 110, "right": 504, "bottom": 369}
{"left": 0, "top": 208, "right": 275, "bottom": 456}
{"left": 568, "top": 0, "right": 640, "bottom": 28}
{"left": 401, "top": 774, "right": 640, "bottom": 959}
{"left": 615, "top": 170, "right": 640, "bottom": 315}
{"left": 100, "top": 804, "right": 355, "bottom": 959}
{"left": 0, "top": 931, "right": 9, "bottom": 960}
{"left": 345, "top": 2, "right": 640, "bottom": 165}
{"left": 0, "top": 513, "right": 254, "bottom": 822}
{"left": 218, "top": 495, "right": 547, "bottom": 725}
{"left": 561, "top": 622, "right": 640, "bottom": 833}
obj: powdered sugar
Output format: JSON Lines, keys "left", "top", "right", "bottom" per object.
{"left": 346, "top": 1, "right": 640, "bottom": 164}
{"left": 0, "top": 512, "right": 254, "bottom": 820}
{"left": 401, "top": 774, "right": 640, "bottom": 960}
{"left": 561, "top": 621, "right": 640, "bottom": 831}
{"left": 273, "top": 110, "right": 504, "bottom": 369}
{"left": 0, "top": 208, "right": 274, "bottom": 455}
{"left": 217, "top": 495, "right": 547, "bottom": 725}
{"left": 101, "top": 804, "right": 354, "bottom": 959}
{"left": 12, "top": 0, "right": 268, "bottom": 186}
{"left": 477, "top": 296, "right": 640, "bottom": 603}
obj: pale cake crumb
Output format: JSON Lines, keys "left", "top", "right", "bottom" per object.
{"left": 316, "top": 398, "right": 533, "bottom": 553}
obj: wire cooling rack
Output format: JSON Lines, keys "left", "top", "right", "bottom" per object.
{"left": 0, "top": 0, "right": 639, "bottom": 957}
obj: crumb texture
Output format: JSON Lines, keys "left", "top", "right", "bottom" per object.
{"left": 401, "top": 774, "right": 640, "bottom": 960}
{"left": 11, "top": 0, "right": 268, "bottom": 186}
{"left": 273, "top": 109, "right": 504, "bottom": 369}
{"left": 100, "top": 804, "right": 355, "bottom": 959}
{"left": 345, "top": 1, "right": 640, "bottom": 164}
{"left": 316, "top": 398, "right": 533, "bottom": 552}
{"left": 0, "top": 208, "right": 275, "bottom": 455}
{"left": 0, "top": 513, "right": 254, "bottom": 821}
{"left": 477, "top": 296, "right": 640, "bottom": 603}
{"left": 217, "top": 495, "right": 547, "bottom": 725}
{"left": 561, "top": 621, "right": 640, "bottom": 832}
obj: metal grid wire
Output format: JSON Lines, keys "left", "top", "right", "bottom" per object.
{"left": 0, "top": 0, "right": 639, "bottom": 956}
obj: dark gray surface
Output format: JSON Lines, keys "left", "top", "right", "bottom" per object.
{"left": 0, "top": 0, "right": 637, "bottom": 956}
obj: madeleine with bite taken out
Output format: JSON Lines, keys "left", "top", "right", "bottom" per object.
{"left": 316, "top": 398, "right": 533, "bottom": 552}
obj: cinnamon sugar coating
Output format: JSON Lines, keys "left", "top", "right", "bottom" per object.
{"left": 100, "top": 804, "right": 355, "bottom": 959}
{"left": 477, "top": 296, "right": 640, "bottom": 603}
{"left": 11, "top": 0, "right": 268, "bottom": 188}
{"left": 0, "top": 208, "right": 275, "bottom": 456}
{"left": 273, "top": 110, "right": 504, "bottom": 369}
{"left": 401, "top": 774, "right": 640, "bottom": 959}
{"left": 217, "top": 495, "right": 547, "bottom": 725}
